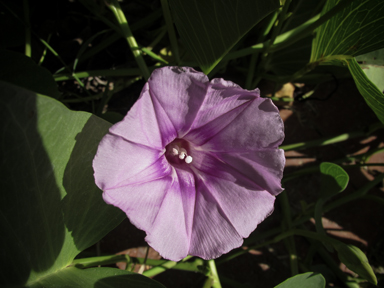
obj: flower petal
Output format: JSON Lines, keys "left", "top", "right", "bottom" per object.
{"left": 184, "top": 100, "right": 252, "bottom": 145}
{"left": 194, "top": 97, "right": 284, "bottom": 152}
{"left": 189, "top": 152, "right": 276, "bottom": 258}
{"left": 187, "top": 78, "right": 259, "bottom": 132}
{"left": 93, "top": 134, "right": 165, "bottom": 190}
{"left": 103, "top": 167, "right": 196, "bottom": 261}
{"left": 103, "top": 176, "right": 173, "bottom": 234}
{"left": 108, "top": 83, "right": 176, "bottom": 149}
{"left": 148, "top": 67, "right": 209, "bottom": 136}
{"left": 215, "top": 149, "right": 285, "bottom": 196}
{"left": 146, "top": 168, "right": 196, "bottom": 261}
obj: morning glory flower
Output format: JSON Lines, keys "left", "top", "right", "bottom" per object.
{"left": 93, "top": 66, "right": 285, "bottom": 261}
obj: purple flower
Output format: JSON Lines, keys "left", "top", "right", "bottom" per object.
{"left": 93, "top": 66, "right": 285, "bottom": 261}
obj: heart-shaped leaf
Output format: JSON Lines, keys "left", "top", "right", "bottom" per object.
{"left": 169, "top": 0, "right": 279, "bottom": 74}
{"left": 319, "top": 162, "right": 349, "bottom": 198}
{"left": 345, "top": 58, "right": 384, "bottom": 124}
{"left": 274, "top": 272, "right": 325, "bottom": 288}
{"left": 0, "top": 81, "right": 126, "bottom": 287}
{"left": 28, "top": 267, "right": 165, "bottom": 288}
{"left": 0, "top": 50, "right": 60, "bottom": 98}
{"left": 311, "top": 0, "right": 384, "bottom": 62}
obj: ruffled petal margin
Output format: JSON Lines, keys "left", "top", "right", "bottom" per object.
{"left": 196, "top": 97, "right": 284, "bottom": 152}
{"left": 103, "top": 166, "right": 196, "bottom": 261}
{"left": 188, "top": 152, "right": 276, "bottom": 259}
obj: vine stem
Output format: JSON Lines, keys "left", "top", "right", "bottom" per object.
{"left": 107, "top": 0, "right": 150, "bottom": 80}
{"left": 207, "top": 259, "right": 222, "bottom": 288}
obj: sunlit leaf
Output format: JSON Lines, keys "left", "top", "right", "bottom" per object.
{"left": 310, "top": 0, "right": 384, "bottom": 62}
{"left": 332, "top": 242, "right": 377, "bottom": 285}
{"left": 344, "top": 58, "right": 384, "bottom": 124}
{"left": 319, "top": 162, "right": 349, "bottom": 198}
{"left": 0, "top": 81, "right": 125, "bottom": 287}
{"left": 169, "top": 0, "right": 279, "bottom": 74}
{"left": 356, "top": 47, "right": 384, "bottom": 66}
{"left": 28, "top": 267, "right": 165, "bottom": 288}
{"left": 356, "top": 48, "right": 384, "bottom": 93}
{"left": 274, "top": 272, "right": 325, "bottom": 288}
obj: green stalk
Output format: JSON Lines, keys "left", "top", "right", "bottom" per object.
{"left": 270, "top": 0, "right": 356, "bottom": 53}
{"left": 362, "top": 195, "right": 384, "bottom": 206}
{"left": 38, "top": 34, "right": 51, "bottom": 65}
{"left": 23, "top": 0, "right": 31, "bottom": 57}
{"left": 142, "top": 255, "right": 193, "bottom": 277}
{"left": 252, "top": 0, "right": 292, "bottom": 88}
{"left": 39, "top": 38, "right": 88, "bottom": 90}
{"left": 245, "top": 54, "right": 258, "bottom": 90}
{"left": 207, "top": 259, "right": 222, "bottom": 288}
{"left": 78, "top": 0, "right": 120, "bottom": 32}
{"left": 279, "top": 191, "right": 298, "bottom": 275}
{"left": 61, "top": 76, "right": 142, "bottom": 103}
{"left": 72, "top": 9, "right": 163, "bottom": 66}
{"left": 245, "top": 11, "right": 278, "bottom": 89}
{"left": 324, "top": 173, "right": 384, "bottom": 212}
{"left": 161, "top": 0, "right": 180, "bottom": 64}
{"left": 107, "top": 0, "right": 150, "bottom": 80}
{"left": 225, "top": 0, "right": 356, "bottom": 62}
{"left": 283, "top": 163, "right": 384, "bottom": 184}
{"left": 54, "top": 68, "right": 143, "bottom": 82}
{"left": 280, "top": 122, "right": 384, "bottom": 151}
{"left": 141, "top": 46, "right": 168, "bottom": 64}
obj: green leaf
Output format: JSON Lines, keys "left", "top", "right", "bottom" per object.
{"left": 28, "top": 267, "right": 165, "bottom": 288}
{"left": 0, "top": 50, "right": 60, "bottom": 98}
{"left": 267, "top": 36, "right": 312, "bottom": 76}
{"left": 169, "top": 0, "right": 279, "bottom": 74}
{"left": 319, "top": 162, "right": 349, "bottom": 198}
{"left": 356, "top": 47, "right": 384, "bottom": 66}
{"left": 0, "top": 81, "right": 125, "bottom": 287}
{"left": 274, "top": 272, "right": 325, "bottom": 288}
{"left": 310, "top": 0, "right": 384, "bottom": 63}
{"left": 332, "top": 242, "right": 377, "bottom": 285}
{"left": 280, "top": 0, "right": 324, "bottom": 33}
{"left": 359, "top": 65, "right": 384, "bottom": 93}
{"left": 345, "top": 58, "right": 384, "bottom": 124}
{"left": 356, "top": 48, "right": 384, "bottom": 93}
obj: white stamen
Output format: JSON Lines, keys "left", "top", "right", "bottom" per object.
{"left": 179, "top": 148, "right": 187, "bottom": 160}
{"left": 171, "top": 147, "right": 179, "bottom": 156}
{"left": 185, "top": 155, "right": 193, "bottom": 164}
{"left": 179, "top": 152, "right": 186, "bottom": 160}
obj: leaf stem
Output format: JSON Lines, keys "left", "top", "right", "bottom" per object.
{"left": 280, "top": 122, "right": 383, "bottom": 151}
{"left": 225, "top": 0, "right": 357, "bottom": 62}
{"left": 54, "top": 69, "right": 143, "bottom": 82}
{"left": 207, "top": 259, "right": 222, "bottom": 288}
{"left": 161, "top": 0, "right": 180, "bottom": 64}
{"left": 142, "top": 255, "right": 193, "bottom": 277}
{"left": 107, "top": 0, "right": 150, "bottom": 80}
{"left": 279, "top": 191, "right": 298, "bottom": 275}
{"left": 23, "top": 0, "right": 31, "bottom": 57}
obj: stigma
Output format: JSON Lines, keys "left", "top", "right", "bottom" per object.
{"left": 168, "top": 144, "right": 193, "bottom": 164}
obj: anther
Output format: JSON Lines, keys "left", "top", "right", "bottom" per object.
{"left": 185, "top": 155, "right": 193, "bottom": 164}
{"left": 179, "top": 148, "right": 187, "bottom": 160}
{"left": 169, "top": 144, "right": 180, "bottom": 156}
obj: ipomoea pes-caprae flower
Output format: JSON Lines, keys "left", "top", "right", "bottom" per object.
{"left": 93, "top": 66, "right": 285, "bottom": 261}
